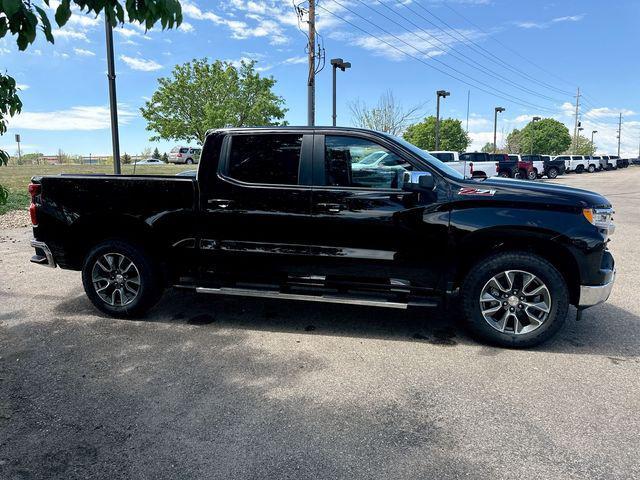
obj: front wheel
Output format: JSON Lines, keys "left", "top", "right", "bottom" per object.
{"left": 498, "top": 171, "right": 510, "bottom": 178}
{"left": 547, "top": 167, "right": 559, "bottom": 179}
{"left": 527, "top": 170, "right": 537, "bottom": 181}
{"left": 185, "top": 158, "right": 194, "bottom": 165}
{"left": 82, "top": 240, "right": 163, "bottom": 318}
{"left": 461, "top": 252, "right": 569, "bottom": 347}
{"left": 588, "top": 164, "right": 596, "bottom": 173}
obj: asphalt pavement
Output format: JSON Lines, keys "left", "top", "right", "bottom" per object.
{"left": 1, "top": 168, "right": 639, "bottom": 479}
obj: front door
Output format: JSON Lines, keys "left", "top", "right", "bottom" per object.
{"left": 307, "top": 133, "right": 450, "bottom": 289}
{"left": 199, "top": 131, "right": 315, "bottom": 283}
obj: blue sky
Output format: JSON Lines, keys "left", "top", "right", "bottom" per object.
{"left": 2, "top": 0, "right": 640, "bottom": 157}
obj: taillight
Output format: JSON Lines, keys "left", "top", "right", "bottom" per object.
{"left": 177, "top": 153, "right": 182, "bottom": 158}
{"left": 469, "top": 162, "right": 474, "bottom": 176}
{"left": 495, "top": 162, "right": 499, "bottom": 172}
{"left": 28, "top": 183, "right": 41, "bottom": 226}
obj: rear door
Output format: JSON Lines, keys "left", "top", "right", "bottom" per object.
{"left": 306, "top": 132, "right": 450, "bottom": 288}
{"left": 199, "top": 131, "right": 315, "bottom": 280}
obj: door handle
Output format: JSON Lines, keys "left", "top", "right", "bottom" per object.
{"left": 208, "top": 198, "right": 233, "bottom": 209}
{"left": 317, "top": 203, "right": 343, "bottom": 214}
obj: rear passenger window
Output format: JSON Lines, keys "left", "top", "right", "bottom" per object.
{"left": 227, "top": 134, "right": 303, "bottom": 185}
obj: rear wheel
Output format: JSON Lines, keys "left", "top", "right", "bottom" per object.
{"left": 82, "top": 240, "right": 163, "bottom": 318}
{"left": 588, "top": 164, "right": 596, "bottom": 173}
{"left": 547, "top": 167, "right": 559, "bottom": 179}
{"left": 461, "top": 252, "right": 569, "bottom": 347}
{"left": 186, "top": 158, "right": 194, "bottom": 165}
{"left": 498, "top": 171, "right": 510, "bottom": 178}
{"left": 527, "top": 170, "right": 537, "bottom": 181}
{"left": 576, "top": 165, "right": 585, "bottom": 173}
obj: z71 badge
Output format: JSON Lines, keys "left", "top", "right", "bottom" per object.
{"left": 458, "top": 187, "right": 497, "bottom": 196}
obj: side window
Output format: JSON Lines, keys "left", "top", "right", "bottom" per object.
{"left": 227, "top": 134, "right": 303, "bottom": 185}
{"left": 460, "top": 153, "right": 471, "bottom": 162}
{"left": 324, "top": 136, "right": 413, "bottom": 189}
{"left": 442, "top": 153, "right": 454, "bottom": 162}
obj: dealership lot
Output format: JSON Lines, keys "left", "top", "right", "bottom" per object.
{"left": 1, "top": 169, "right": 639, "bottom": 479}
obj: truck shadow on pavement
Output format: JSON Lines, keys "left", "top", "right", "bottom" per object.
{"left": 53, "top": 289, "right": 640, "bottom": 359}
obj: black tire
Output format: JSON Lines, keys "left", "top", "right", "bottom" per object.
{"left": 527, "top": 170, "right": 537, "bottom": 181}
{"left": 498, "top": 171, "right": 510, "bottom": 178}
{"left": 461, "top": 251, "right": 569, "bottom": 348}
{"left": 576, "top": 165, "right": 584, "bottom": 173}
{"left": 547, "top": 167, "right": 559, "bottom": 179}
{"left": 185, "top": 158, "right": 194, "bottom": 165}
{"left": 82, "top": 239, "right": 163, "bottom": 318}
{"left": 588, "top": 164, "right": 596, "bottom": 173}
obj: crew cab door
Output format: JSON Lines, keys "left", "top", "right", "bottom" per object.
{"left": 307, "top": 133, "right": 450, "bottom": 288}
{"left": 199, "top": 131, "right": 314, "bottom": 279}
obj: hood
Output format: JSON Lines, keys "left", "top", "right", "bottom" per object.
{"left": 460, "top": 177, "right": 611, "bottom": 209}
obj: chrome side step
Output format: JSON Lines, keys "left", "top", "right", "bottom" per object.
{"left": 195, "top": 287, "right": 411, "bottom": 309}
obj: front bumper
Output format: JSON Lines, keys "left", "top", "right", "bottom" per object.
{"left": 578, "top": 270, "right": 615, "bottom": 307}
{"left": 30, "top": 239, "right": 57, "bottom": 268}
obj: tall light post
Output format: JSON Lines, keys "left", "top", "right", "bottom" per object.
{"left": 105, "top": 16, "right": 121, "bottom": 174}
{"left": 493, "top": 107, "right": 505, "bottom": 153}
{"left": 578, "top": 126, "right": 584, "bottom": 153}
{"left": 530, "top": 116, "right": 541, "bottom": 154}
{"left": 435, "top": 90, "right": 450, "bottom": 150}
{"left": 330, "top": 58, "right": 351, "bottom": 127}
{"left": 591, "top": 130, "right": 598, "bottom": 155}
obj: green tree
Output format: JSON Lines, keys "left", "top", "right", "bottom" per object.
{"left": 161, "top": 152, "right": 169, "bottom": 163}
{"left": 403, "top": 116, "right": 470, "bottom": 152}
{"left": 505, "top": 128, "right": 523, "bottom": 153}
{"left": 572, "top": 135, "right": 596, "bottom": 156}
{"left": 122, "top": 153, "right": 132, "bottom": 164}
{"left": 16, "top": 152, "right": 43, "bottom": 165}
{"left": 512, "top": 118, "right": 571, "bottom": 155}
{"left": 480, "top": 142, "right": 494, "bottom": 153}
{"left": 0, "top": 74, "right": 22, "bottom": 166}
{"left": 152, "top": 147, "right": 161, "bottom": 159}
{"left": 141, "top": 59, "right": 287, "bottom": 145}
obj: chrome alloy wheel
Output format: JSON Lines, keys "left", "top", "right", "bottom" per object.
{"left": 479, "top": 270, "right": 551, "bottom": 335}
{"left": 91, "top": 253, "right": 141, "bottom": 307}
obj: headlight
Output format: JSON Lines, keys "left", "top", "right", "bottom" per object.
{"left": 583, "top": 208, "right": 615, "bottom": 236}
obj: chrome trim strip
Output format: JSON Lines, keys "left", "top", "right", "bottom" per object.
{"left": 578, "top": 271, "right": 615, "bottom": 307}
{"left": 195, "top": 287, "right": 408, "bottom": 309}
{"left": 30, "top": 239, "right": 56, "bottom": 268}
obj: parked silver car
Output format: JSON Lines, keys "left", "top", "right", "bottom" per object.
{"left": 169, "top": 146, "right": 201, "bottom": 165}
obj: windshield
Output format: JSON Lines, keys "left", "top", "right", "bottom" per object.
{"left": 383, "top": 133, "right": 465, "bottom": 180}
{"left": 359, "top": 151, "right": 386, "bottom": 165}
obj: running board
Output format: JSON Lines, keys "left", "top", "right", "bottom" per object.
{"left": 193, "top": 286, "right": 430, "bottom": 309}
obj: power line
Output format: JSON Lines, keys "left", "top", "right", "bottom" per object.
{"left": 389, "top": 0, "right": 570, "bottom": 103}
{"left": 364, "top": 0, "right": 567, "bottom": 105}
{"left": 442, "top": 2, "right": 576, "bottom": 96}
{"left": 322, "top": 0, "right": 558, "bottom": 113}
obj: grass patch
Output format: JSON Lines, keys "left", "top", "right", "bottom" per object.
{"left": 0, "top": 164, "right": 191, "bottom": 214}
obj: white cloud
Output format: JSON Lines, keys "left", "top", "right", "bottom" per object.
{"left": 517, "top": 13, "right": 585, "bottom": 29}
{"left": 16, "top": 83, "right": 30, "bottom": 90}
{"left": 281, "top": 56, "right": 307, "bottom": 65}
{"left": 7, "top": 106, "right": 136, "bottom": 131}
{"left": 583, "top": 107, "right": 636, "bottom": 119}
{"left": 53, "top": 28, "right": 90, "bottom": 42}
{"left": 119, "top": 55, "right": 162, "bottom": 71}
{"left": 74, "top": 47, "right": 96, "bottom": 57}
{"left": 179, "top": 21, "right": 195, "bottom": 33}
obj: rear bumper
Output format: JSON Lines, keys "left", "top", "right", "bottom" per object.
{"left": 30, "top": 239, "right": 57, "bottom": 268}
{"left": 578, "top": 269, "right": 615, "bottom": 307}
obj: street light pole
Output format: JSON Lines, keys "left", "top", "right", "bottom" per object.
{"left": 330, "top": 58, "right": 351, "bottom": 127}
{"left": 591, "top": 130, "right": 598, "bottom": 155}
{"left": 578, "top": 126, "right": 584, "bottom": 154}
{"left": 531, "top": 116, "right": 541, "bottom": 154}
{"left": 435, "top": 90, "right": 450, "bottom": 150}
{"left": 493, "top": 107, "right": 505, "bottom": 153}
{"left": 105, "top": 16, "right": 121, "bottom": 174}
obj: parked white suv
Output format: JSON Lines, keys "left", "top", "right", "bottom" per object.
{"left": 555, "top": 155, "right": 596, "bottom": 174}
{"left": 169, "top": 146, "right": 202, "bottom": 164}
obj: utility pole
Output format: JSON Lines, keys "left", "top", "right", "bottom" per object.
{"left": 330, "top": 58, "right": 351, "bottom": 127}
{"left": 573, "top": 87, "right": 581, "bottom": 155}
{"left": 105, "top": 16, "right": 121, "bottom": 174}
{"left": 465, "top": 90, "right": 470, "bottom": 133}
{"left": 307, "top": 0, "right": 315, "bottom": 127}
{"left": 435, "top": 90, "right": 450, "bottom": 150}
{"left": 493, "top": 107, "right": 505, "bottom": 153}
{"left": 617, "top": 113, "right": 622, "bottom": 157}
{"left": 15, "top": 134, "right": 21, "bottom": 164}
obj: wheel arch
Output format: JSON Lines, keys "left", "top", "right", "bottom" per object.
{"left": 453, "top": 227, "right": 581, "bottom": 305}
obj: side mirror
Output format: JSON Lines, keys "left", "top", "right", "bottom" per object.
{"left": 403, "top": 171, "right": 435, "bottom": 191}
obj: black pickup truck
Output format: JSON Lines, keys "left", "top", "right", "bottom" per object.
{"left": 29, "top": 127, "right": 616, "bottom": 347}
